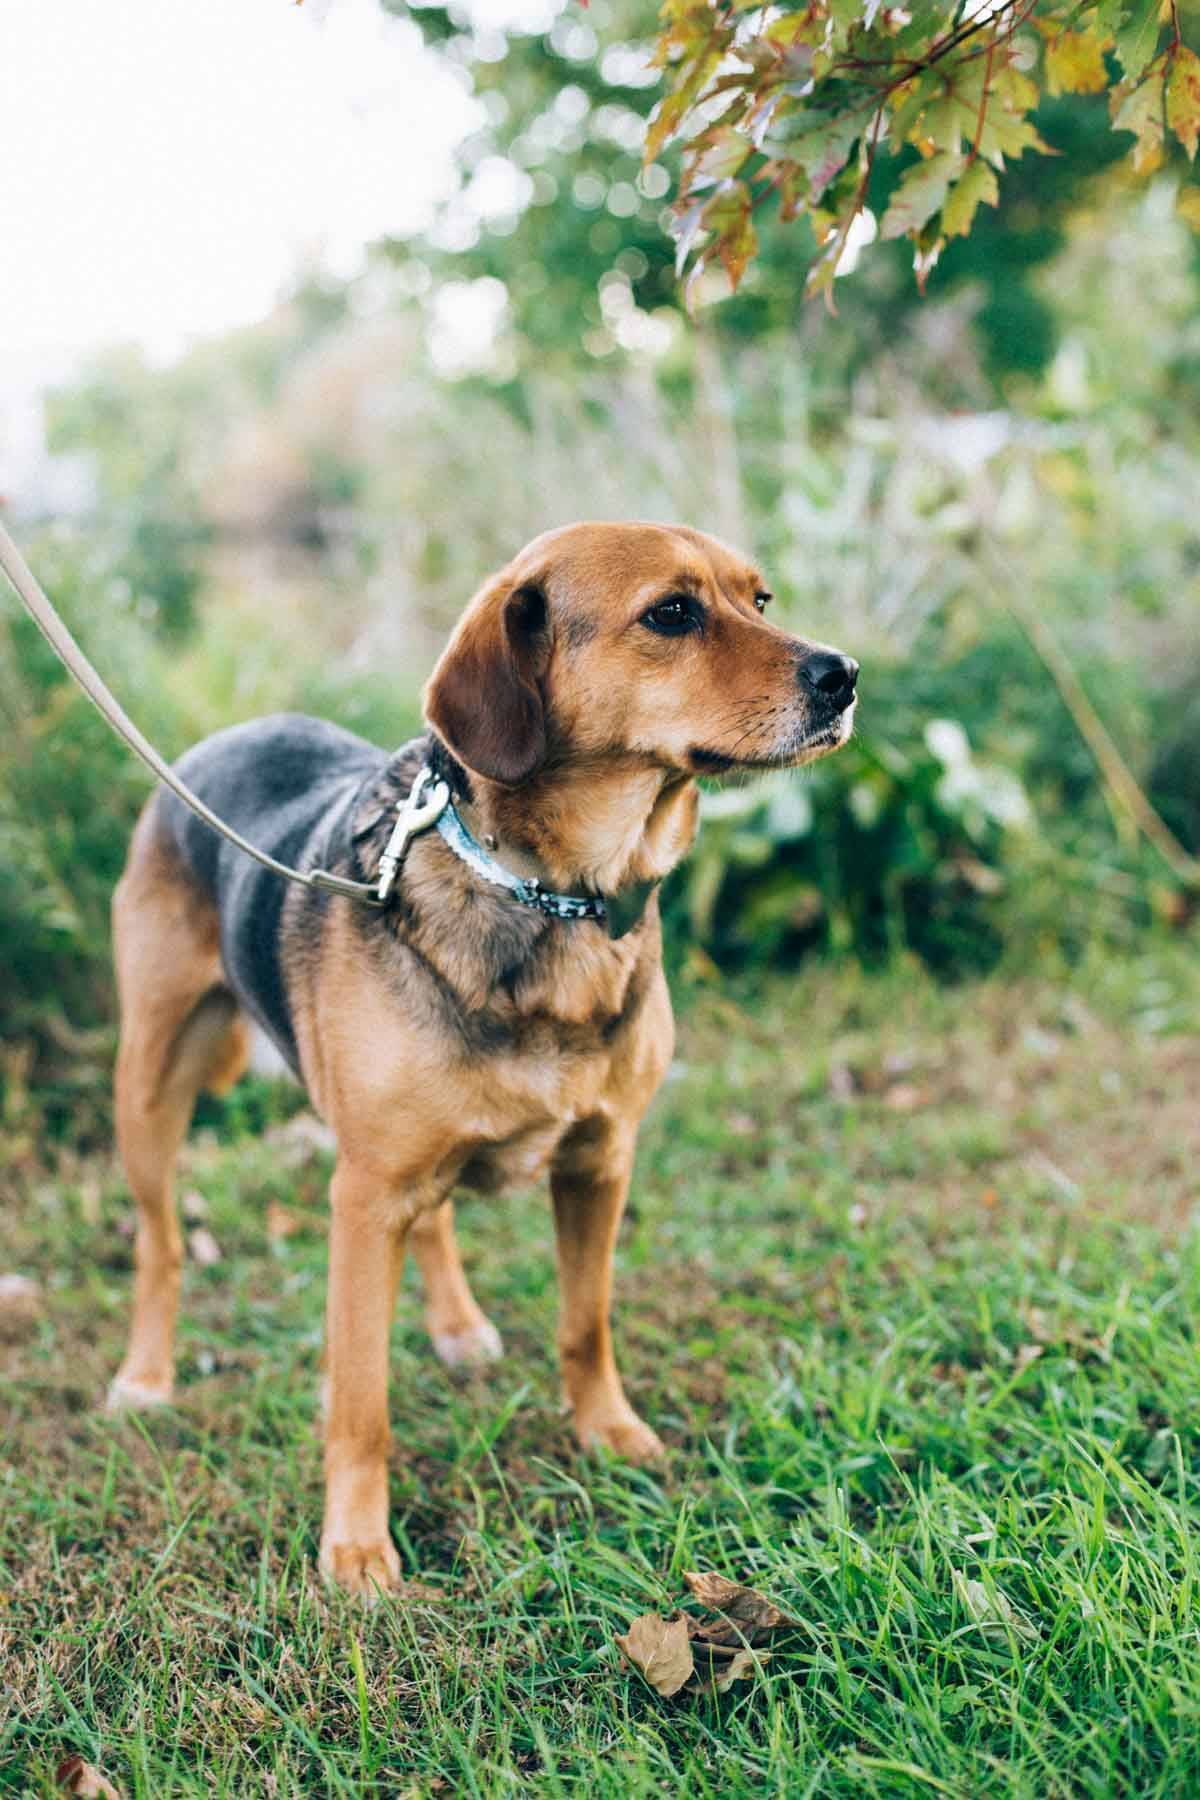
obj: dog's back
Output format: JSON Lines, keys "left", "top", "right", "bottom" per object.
{"left": 154, "top": 713, "right": 387, "bottom": 1068}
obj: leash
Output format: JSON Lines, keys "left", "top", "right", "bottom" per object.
{"left": 0, "top": 518, "right": 449, "bottom": 906}
{"left": 0, "top": 519, "right": 652, "bottom": 933}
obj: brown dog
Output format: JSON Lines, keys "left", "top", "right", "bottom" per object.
{"left": 108, "top": 521, "right": 857, "bottom": 1595}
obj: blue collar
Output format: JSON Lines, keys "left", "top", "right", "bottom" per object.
{"left": 434, "top": 790, "right": 608, "bottom": 924}
{"left": 400, "top": 764, "right": 655, "bottom": 939}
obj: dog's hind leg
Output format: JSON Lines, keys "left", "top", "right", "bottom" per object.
{"left": 107, "top": 811, "right": 247, "bottom": 1411}
{"left": 407, "top": 1202, "right": 502, "bottom": 1370}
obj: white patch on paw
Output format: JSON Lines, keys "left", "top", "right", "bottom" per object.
{"left": 106, "top": 1374, "right": 173, "bottom": 1412}
{"left": 430, "top": 1317, "right": 503, "bottom": 1370}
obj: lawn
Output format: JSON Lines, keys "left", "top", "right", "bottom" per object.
{"left": 3, "top": 943, "right": 1200, "bottom": 1796}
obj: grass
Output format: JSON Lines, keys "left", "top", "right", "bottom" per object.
{"left": 2, "top": 941, "right": 1200, "bottom": 1796}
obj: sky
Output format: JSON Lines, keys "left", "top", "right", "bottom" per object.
{"left": 0, "top": 0, "right": 479, "bottom": 369}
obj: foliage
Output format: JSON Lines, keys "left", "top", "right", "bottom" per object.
{"left": 383, "top": 0, "right": 1138, "bottom": 382}
{"left": 673, "top": 706, "right": 1030, "bottom": 979}
{"left": 0, "top": 534, "right": 171, "bottom": 1145}
{"left": 652, "top": 0, "right": 1200, "bottom": 301}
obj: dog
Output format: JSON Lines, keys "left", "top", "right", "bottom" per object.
{"left": 107, "top": 521, "right": 858, "bottom": 1595}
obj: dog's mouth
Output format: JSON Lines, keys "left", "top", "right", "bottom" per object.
{"left": 689, "top": 698, "right": 855, "bottom": 777}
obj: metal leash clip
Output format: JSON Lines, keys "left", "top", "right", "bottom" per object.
{"left": 374, "top": 766, "right": 451, "bottom": 904}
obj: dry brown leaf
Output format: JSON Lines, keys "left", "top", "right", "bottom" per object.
{"left": 0, "top": 1273, "right": 42, "bottom": 1310}
{"left": 266, "top": 1201, "right": 299, "bottom": 1241}
{"left": 884, "top": 1082, "right": 928, "bottom": 1112}
{"left": 683, "top": 1570, "right": 798, "bottom": 1646}
{"left": 56, "top": 1756, "right": 123, "bottom": 1798}
{"left": 614, "top": 1612, "right": 695, "bottom": 1697}
{"left": 187, "top": 1227, "right": 222, "bottom": 1267}
{"left": 692, "top": 1645, "right": 768, "bottom": 1693}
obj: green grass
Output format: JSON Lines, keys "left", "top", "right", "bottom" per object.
{"left": 3, "top": 943, "right": 1200, "bottom": 1796}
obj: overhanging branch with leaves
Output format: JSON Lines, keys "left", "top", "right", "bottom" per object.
{"left": 649, "top": 0, "right": 1200, "bottom": 301}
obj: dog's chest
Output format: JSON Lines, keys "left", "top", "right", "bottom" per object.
{"left": 455, "top": 1119, "right": 568, "bottom": 1194}
{"left": 448, "top": 1016, "right": 626, "bottom": 1195}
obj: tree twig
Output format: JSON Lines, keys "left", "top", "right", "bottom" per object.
{"left": 982, "top": 543, "right": 1200, "bottom": 890}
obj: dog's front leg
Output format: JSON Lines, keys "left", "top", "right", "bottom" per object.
{"left": 320, "top": 1159, "right": 405, "bottom": 1598}
{"left": 551, "top": 1119, "right": 663, "bottom": 1464}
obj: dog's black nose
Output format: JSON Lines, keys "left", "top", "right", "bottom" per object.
{"left": 801, "top": 650, "right": 859, "bottom": 710}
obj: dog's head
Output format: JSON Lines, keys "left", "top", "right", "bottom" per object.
{"left": 424, "top": 521, "right": 857, "bottom": 787}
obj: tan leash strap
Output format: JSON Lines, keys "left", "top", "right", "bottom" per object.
{"left": 0, "top": 518, "right": 414, "bottom": 904}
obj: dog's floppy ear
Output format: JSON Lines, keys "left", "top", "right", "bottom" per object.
{"left": 423, "top": 576, "right": 550, "bottom": 785}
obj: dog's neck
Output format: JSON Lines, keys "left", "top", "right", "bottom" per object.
{"left": 428, "top": 738, "right": 699, "bottom": 899}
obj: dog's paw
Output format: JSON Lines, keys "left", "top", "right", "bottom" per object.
{"left": 429, "top": 1314, "right": 503, "bottom": 1371}
{"left": 319, "top": 1536, "right": 402, "bottom": 1600}
{"left": 105, "top": 1372, "right": 174, "bottom": 1412}
{"left": 577, "top": 1409, "right": 665, "bottom": 1465}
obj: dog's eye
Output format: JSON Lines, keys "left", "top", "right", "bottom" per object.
{"left": 642, "top": 596, "right": 700, "bottom": 636}
{"left": 754, "top": 591, "right": 772, "bottom": 613}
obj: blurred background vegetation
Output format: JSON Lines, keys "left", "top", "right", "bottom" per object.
{"left": 2, "top": 0, "right": 1199, "bottom": 1154}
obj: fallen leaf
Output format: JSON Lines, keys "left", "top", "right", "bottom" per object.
{"left": 55, "top": 1757, "right": 123, "bottom": 1798}
{"left": 884, "top": 1082, "right": 928, "bottom": 1111}
{"left": 188, "top": 1227, "right": 222, "bottom": 1268}
{"left": 692, "top": 1644, "right": 768, "bottom": 1692}
{"left": 0, "top": 1272, "right": 42, "bottom": 1343}
{"left": 684, "top": 1570, "right": 798, "bottom": 1645}
{"left": 952, "top": 1571, "right": 1037, "bottom": 1639}
{"left": 266, "top": 1201, "right": 299, "bottom": 1240}
{"left": 614, "top": 1612, "right": 695, "bottom": 1696}
{"left": 0, "top": 1273, "right": 41, "bottom": 1309}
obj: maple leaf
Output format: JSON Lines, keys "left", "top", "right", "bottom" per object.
{"left": 1168, "top": 46, "right": 1200, "bottom": 161}
{"left": 942, "top": 160, "right": 999, "bottom": 239}
{"left": 1114, "top": 0, "right": 1164, "bottom": 82}
{"left": 880, "top": 153, "right": 964, "bottom": 242}
{"left": 1044, "top": 28, "right": 1112, "bottom": 97}
{"left": 1112, "top": 69, "right": 1166, "bottom": 175}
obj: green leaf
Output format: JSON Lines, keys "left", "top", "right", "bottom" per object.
{"left": 1114, "top": 0, "right": 1163, "bottom": 81}
{"left": 880, "top": 152, "right": 964, "bottom": 241}
{"left": 687, "top": 125, "right": 752, "bottom": 191}
{"left": 942, "top": 158, "right": 999, "bottom": 238}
